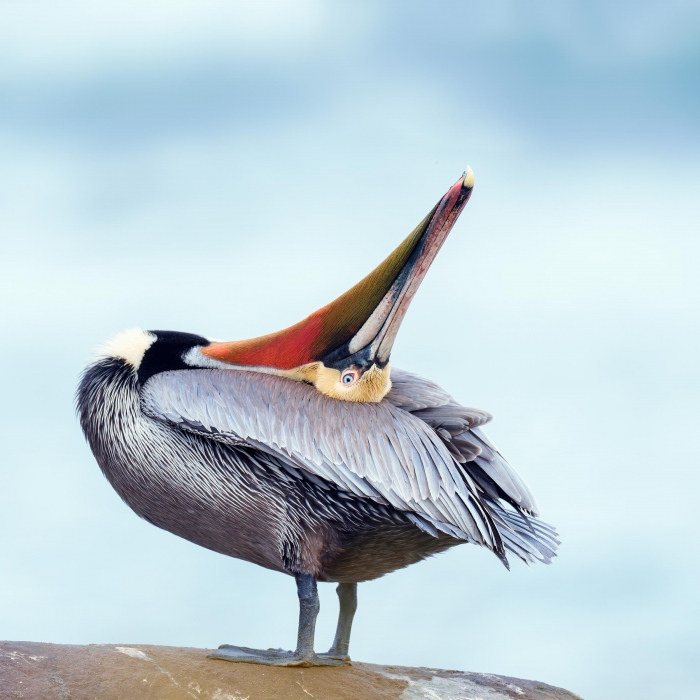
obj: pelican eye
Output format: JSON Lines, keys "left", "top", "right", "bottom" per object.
{"left": 341, "top": 370, "right": 358, "bottom": 385}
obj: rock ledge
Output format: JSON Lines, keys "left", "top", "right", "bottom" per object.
{"left": 0, "top": 641, "right": 581, "bottom": 700}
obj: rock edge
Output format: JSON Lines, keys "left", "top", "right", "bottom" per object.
{"left": 0, "top": 641, "right": 582, "bottom": 700}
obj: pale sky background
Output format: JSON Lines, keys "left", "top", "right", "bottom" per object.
{"left": 1, "top": 2, "right": 699, "bottom": 699}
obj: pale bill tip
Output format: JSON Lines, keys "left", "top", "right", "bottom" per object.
{"left": 462, "top": 166, "right": 475, "bottom": 189}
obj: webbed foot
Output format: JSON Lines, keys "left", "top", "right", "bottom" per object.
{"left": 318, "top": 648, "right": 351, "bottom": 663}
{"left": 208, "top": 644, "right": 347, "bottom": 667}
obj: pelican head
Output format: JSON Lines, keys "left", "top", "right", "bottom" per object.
{"left": 99, "top": 170, "right": 475, "bottom": 402}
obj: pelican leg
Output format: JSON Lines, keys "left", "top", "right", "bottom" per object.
{"left": 208, "top": 574, "right": 346, "bottom": 667}
{"left": 319, "top": 582, "right": 358, "bottom": 661}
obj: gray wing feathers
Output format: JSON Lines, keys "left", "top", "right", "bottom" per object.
{"left": 489, "top": 502, "right": 560, "bottom": 564}
{"left": 469, "top": 427, "right": 539, "bottom": 515}
{"left": 386, "top": 368, "right": 558, "bottom": 565}
{"left": 386, "top": 370, "right": 459, "bottom": 412}
{"left": 142, "top": 369, "right": 499, "bottom": 549}
{"left": 387, "top": 369, "right": 538, "bottom": 515}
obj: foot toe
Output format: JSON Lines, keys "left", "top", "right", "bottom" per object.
{"left": 208, "top": 645, "right": 347, "bottom": 667}
{"left": 318, "top": 651, "right": 351, "bottom": 663}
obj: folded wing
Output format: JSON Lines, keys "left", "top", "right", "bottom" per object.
{"left": 141, "top": 369, "right": 503, "bottom": 553}
{"left": 386, "top": 369, "right": 559, "bottom": 564}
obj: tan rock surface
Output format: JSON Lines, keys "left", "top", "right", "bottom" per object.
{"left": 0, "top": 641, "right": 581, "bottom": 700}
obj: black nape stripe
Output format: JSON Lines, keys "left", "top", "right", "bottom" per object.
{"left": 138, "top": 330, "right": 210, "bottom": 385}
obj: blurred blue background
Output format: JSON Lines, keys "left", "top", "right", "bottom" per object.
{"left": 1, "top": 2, "right": 698, "bottom": 698}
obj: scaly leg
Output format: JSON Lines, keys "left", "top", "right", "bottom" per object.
{"left": 208, "top": 574, "right": 346, "bottom": 667}
{"left": 320, "top": 582, "right": 357, "bottom": 661}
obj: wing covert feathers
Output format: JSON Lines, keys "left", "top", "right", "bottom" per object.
{"left": 142, "top": 367, "right": 558, "bottom": 566}
{"left": 142, "top": 369, "right": 502, "bottom": 553}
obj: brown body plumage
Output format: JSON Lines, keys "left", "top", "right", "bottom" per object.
{"left": 78, "top": 171, "right": 558, "bottom": 666}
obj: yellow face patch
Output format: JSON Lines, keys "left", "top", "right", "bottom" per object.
{"left": 279, "top": 362, "right": 392, "bottom": 403}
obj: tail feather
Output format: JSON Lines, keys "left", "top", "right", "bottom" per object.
{"left": 488, "top": 500, "right": 559, "bottom": 565}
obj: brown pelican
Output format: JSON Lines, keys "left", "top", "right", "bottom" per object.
{"left": 77, "top": 170, "right": 558, "bottom": 667}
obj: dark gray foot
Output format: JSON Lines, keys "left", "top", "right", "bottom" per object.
{"left": 208, "top": 574, "right": 348, "bottom": 668}
{"left": 317, "top": 649, "right": 351, "bottom": 662}
{"left": 208, "top": 644, "right": 346, "bottom": 667}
